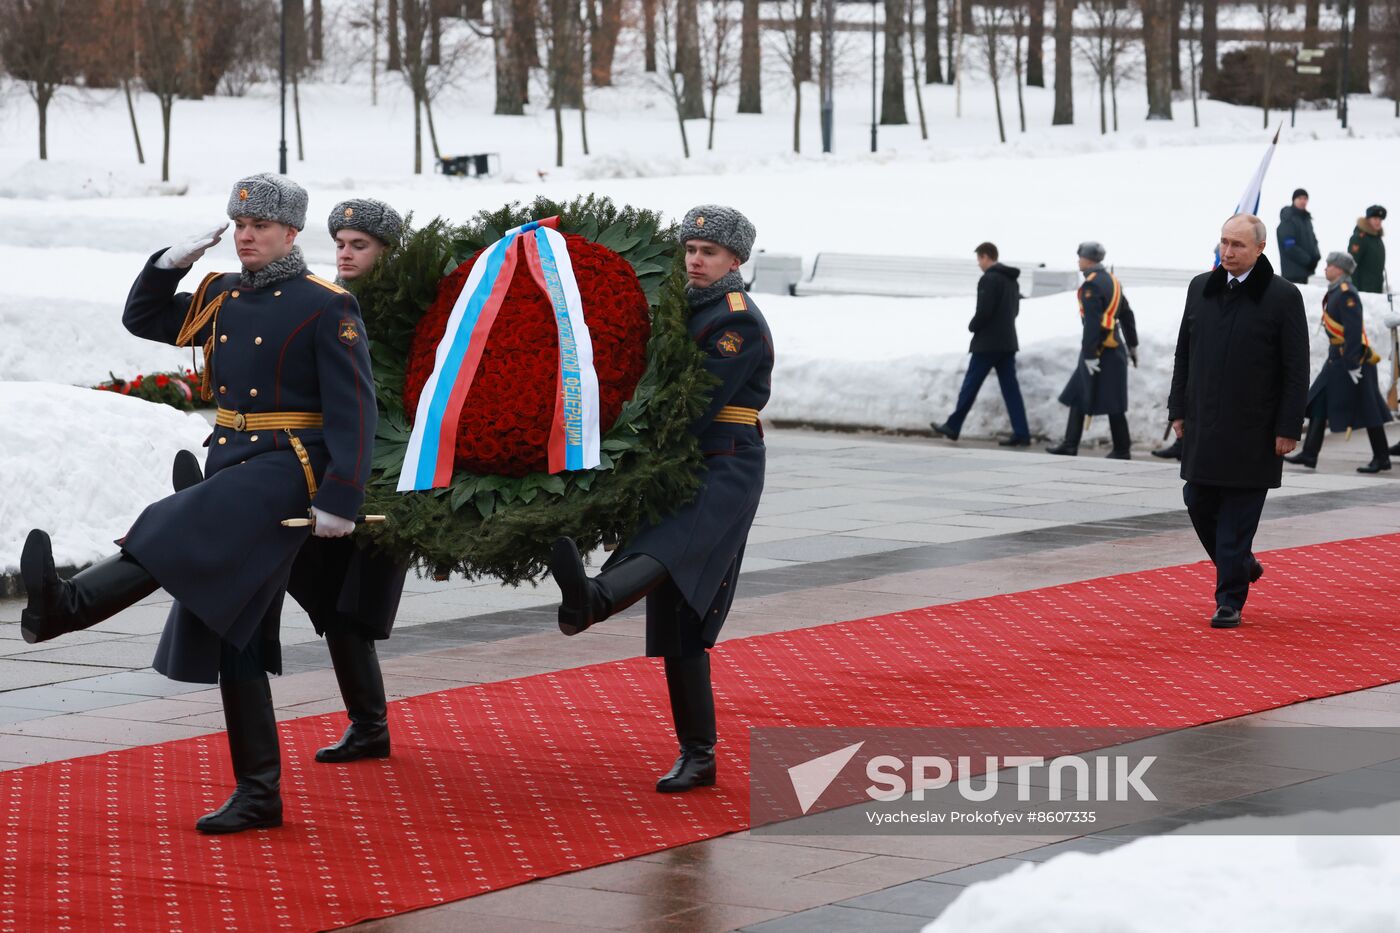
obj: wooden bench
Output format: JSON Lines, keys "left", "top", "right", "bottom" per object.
{"left": 795, "top": 252, "right": 1048, "bottom": 299}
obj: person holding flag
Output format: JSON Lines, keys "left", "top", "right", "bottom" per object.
{"left": 1285, "top": 251, "right": 1393, "bottom": 473}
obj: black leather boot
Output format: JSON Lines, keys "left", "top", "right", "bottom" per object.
{"left": 550, "top": 538, "right": 667, "bottom": 636}
{"left": 316, "top": 632, "right": 391, "bottom": 762}
{"left": 1151, "top": 437, "right": 1183, "bottom": 459}
{"left": 197, "top": 673, "right": 283, "bottom": 834}
{"left": 1105, "top": 414, "right": 1132, "bottom": 459}
{"left": 20, "top": 531, "right": 159, "bottom": 645}
{"left": 1358, "top": 426, "right": 1393, "bottom": 474}
{"left": 656, "top": 655, "right": 717, "bottom": 792}
{"left": 1285, "top": 416, "right": 1326, "bottom": 468}
{"left": 1045, "top": 407, "right": 1084, "bottom": 456}
{"left": 172, "top": 449, "right": 204, "bottom": 492}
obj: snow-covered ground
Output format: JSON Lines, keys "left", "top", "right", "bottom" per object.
{"left": 924, "top": 804, "right": 1400, "bottom": 932}
{"left": 2, "top": 10, "right": 1398, "bottom": 569}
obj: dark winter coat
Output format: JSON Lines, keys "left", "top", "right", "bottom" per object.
{"left": 968, "top": 263, "right": 1021, "bottom": 353}
{"left": 1058, "top": 266, "right": 1133, "bottom": 415}
{"left": 286, "top": 540, "right": 412, "bottom": 640}
{"left": 120, "top": 254, "right": 376, "bottom": 682}
{"left": 1306, "top": 275, "right": 1393, "bottom": 431}
{"left": 1168, "top": 254, "right": 1310, "bottom": 489}
{"left": 1276, "top": 205, "right": 1321, "bottom": 284}
{"left": 1348, "top": 220, "right": 1387, "bottom": 294}
{"left": 611, "top": 285, "right": 773, "bottom": 656}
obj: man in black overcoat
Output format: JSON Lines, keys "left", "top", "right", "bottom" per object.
{"left": 930, "top": 241, "right": 1030, "bottom": 446}
{"left": 1168, "top": 214, "right": 1310, "bottom": 629}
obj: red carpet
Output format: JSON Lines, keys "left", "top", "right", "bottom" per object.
{"left": 4, "top": 532, "right": 1400, "bottom": 931}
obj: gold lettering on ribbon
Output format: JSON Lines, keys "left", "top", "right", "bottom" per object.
{"left": 539, "top": 248, "right": 586, "bottom": 452}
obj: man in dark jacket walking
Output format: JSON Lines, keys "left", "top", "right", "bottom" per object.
{"left": 1276, "top": 188, "right": 1321, "bottom": 285}
{"left": 1168, "top": 214, "right": 1309, "bottom": 630}
{"left": 931, "top": 242, "right": 1030, "bottom": 446}
{"left": 1349, "top": 205, "right": 1387, "bottom": 293}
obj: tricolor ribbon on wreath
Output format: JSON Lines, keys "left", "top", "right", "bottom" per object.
{"left": 398, "top": 216, "right": 602, "bottom": 491}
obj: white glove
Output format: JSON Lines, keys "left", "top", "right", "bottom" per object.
{"left": 154, "top": 222, "right": 228, "bottom": 270}
{"left": 311, "top": 507, "right": 355, "bottom": 538}
{"left": 1384, "top": 312, "right": 1400, "bottom": 330}
{"left": 1083, "top": 358, "right": 1101, "bottom": 376}
{"left": 1348, "top": 368, "right": 1363, "bottom": 384}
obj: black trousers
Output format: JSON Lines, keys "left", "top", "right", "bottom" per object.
{"left": 1182, "top": 483, "right": 1269, "bottom": 611}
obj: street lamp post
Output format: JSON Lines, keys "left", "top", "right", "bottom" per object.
{"left": 870, "top": 0, "right": 878, "bottom": 152}
{"left": 821, "top": 0, "right": 835, "bottom": 152}
{"left": 1339, "top": 0, "right": 1352, "bottom": 129}
{"left": 279, "top": 0, "right": 289, "bottom": 173}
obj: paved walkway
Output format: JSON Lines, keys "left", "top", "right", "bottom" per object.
{"left": 5, "top": 428, "right": 1400, "bottom": 931}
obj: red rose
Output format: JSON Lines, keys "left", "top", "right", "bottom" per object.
{"left": 156, "top": 374, "right": 169, "bottom": 388}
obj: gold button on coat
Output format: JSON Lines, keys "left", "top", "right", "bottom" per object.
{"left": 219, "top": 334, "right": 227, "bottom": 343}
{"left": 231, "top": 290, "right": 240, "bottom": 298}
{"left": 254, "top": 337, "right": 263, "bottom": 345}
{"left": 217, "top": 437, "right": 227, "bottom": 445}
{"left": 219, "top": 385, "right": 227, "bottom": 394}
{"left": 249, "top": 434, "right": 259, "bottom": 442}
{"left": 249, "top": 388, "right": 258, "bottom": 397}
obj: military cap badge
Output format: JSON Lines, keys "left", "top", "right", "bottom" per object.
{"left": 239, "top": 188, "right": 249, "bottom": 201}
{"left": 344, "top": 207, "right": 354, "bottom": 218}
{"left": 696, "top": 215, "right": 705, "bottom": 227}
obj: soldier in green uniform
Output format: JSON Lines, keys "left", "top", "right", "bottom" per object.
{"left": 1348, "top": 205, "right": 1387, "bottom": 294}
{"left": 1285, "top": 251, "right": 1393, "bottom": 473}
{"left": 547, "top": 205, "right": 772, "bottom": 794}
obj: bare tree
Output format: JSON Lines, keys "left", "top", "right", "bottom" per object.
{"left": 1141, "top": 0, "right": 1173, "bottom": 118}
{"left": 535, "top": 0, "right": 585, "bottom": 165}
{"left": 654, "top": 0, "right": 693, "bottom": 155}
{"left": 1353, "top": 0, "right": 1373, "bottom": 92}
{"left": 1182, "top": 0, "right": 1201, "bottom": 126}
{"left": 0, "top": 0, "right": 79, "bottom": 160}
{"left": 1009, "top": 0, "right": 1028, "bottom": 132}
{"left": 908, "top": 0, "right": 929, "bottom": 136}
{"left": 388, "top": 0, "right": 402, "bottom": 68}
{"left": 138, "top": 0, "right": 193, "bottom": 181}
{"left": 588, "top": 0, "right": 625, "bottom": 84}
{"left": 701, "top": 0, "right": 740, "bottom": 148}
{"left": 1026, "top": 0, "right": 1045, "bottom": 85}
{"left": 882, "top": 0, "right": 909, "bottom": 123}
{"left": 1200, "top": 0, "right": 1216, "bottom": 89}
{"left": 771, "top": 0, "right": 810, "bottom": 151}
{"left": 1260, "top": 0, "right": 1282, "bottom": 126}
{"left": 1051, "top": 0, "right": 1073, "bottom": 123}
{"left": 676, "top": 0, "right": 706, "bottom": 117}
{"left": 644, "top": 0, "right": 658, "bottom": 70}
{"left": 1078, "top": 0, "right": 1129, "bottom": 134}
{"left": 924, "top": 0, "right": 943, "bottom": 82}
{"left": 1304, "top": 0, "right": 1320, "bottom": 46}
{"left": 738, "top": 0, "right": 762, "bottom": 110}
{"left": 312, "top": 0, "right": 325, "bottom": 58}
{"left": 978, "top": 0, "right": 1010, "bottom": 142}
{"left": 493, "top": 0, "right": 528, "bottom": 112}
{"left": 400, "top": 0, "right": 438, "bottom": 172}
{"left": 1380, "top": 0, "right": 1400, "bottom": 115}
{"left": 796, "top": 0, "right": 816, "bottom": 81}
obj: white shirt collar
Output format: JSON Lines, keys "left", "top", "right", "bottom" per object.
{"left": 1228, "top": 266, "right": 1254, "bottom": 287}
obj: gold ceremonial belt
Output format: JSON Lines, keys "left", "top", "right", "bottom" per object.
{"left": 215, "top": 408, "right": 325, "bottom": 432}
{"left": 713, "top": 405, "right": 761, "bottom": 425}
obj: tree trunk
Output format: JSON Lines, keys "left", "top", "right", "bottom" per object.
{"left": 37, "top": 93, "right": 50, "bottom": 160}
{"left": 709, "top": 83, "right": 720, "bottom": 148}
{"left": 413, "top": 95, "right": 422, "bottom": 173}
{"left": 1052, "top": 0, "right": 1073, "bottom": 123}
{"left": 312, "top": 0, "right": 324, "bottom": 60}
{"left": 493, "top": 0, "right": 526, "bottom": 113}
{"left": 796, "top": 0, "right": 815, "bottom": 81}
{"left": 1170, "top": 0, "right": 1182, "bottom": 90}
{"left": 1111, "top": 61, "right": 1120, "bottom": 129}
{"left": 1099, "top": 74, "right": 1107, "bottom": 133}
{"left": 591, "top": 0, "right": 623, "bottom": 85}
{"left": 738, "top": 0, "right": 762, "bottom": 111}
{"left": 160, "top": 96, "right": 173, "bottom": 182}
{"left": 1014, "top": 24, "right": 1026, "bottom": 131}
{"left": 644, "top": 0, "right": 658, "bottom": 70}
{"left": 792, "top": 78, "right": 802, "bottom": 152}
{"left": 389, "top": 0, "right": 402, "bottom": 70}
{"left": 430, "top": 5, "right": 442, "bottom": 65}
{"left": 425, "top": 91, "right": 442, "bottom": 158}
{"left": 555, "top": 100, "right": 565, "bottom": 166}
{"left": 580, "top": 84, "right": 590, "bottom": 154}
{"left": 882, "top": 0, "right": 909, "bottom": 123}
{"left": 123, "top": 80, "right": 145, "bottom": 164}
{"left": 1303, "top": 0, "right": 1319, "bottom": 46}
{"left": 294, "top": 73, "right": 305, "bottom": 160}
{"left": 1142, "top": 0, "right": 1174, "bottom": 119}
{"left": 909, "top": 0, "right": 929, "bottom": 135}
{"left": 946, "top": 0, "right": 957, "bottom": 81}
{"left": 1352, "top": 0, "right": 1371, "bottom": 92}
{"left": 678, "top": 0, "right": 706, "bottom": 118}
{"left": 1027, "top": 0, "right": 1045, "bottom": 86}
{"left": 924, "top": 0, "right": 943, "bottom": 82}
{"left": 990, "top": 54, "right": 1006, "bottom": 142}
{"left": 521, "top": 0, "right": 541, "bottom": 67}
{"left": 1200, "top": 0, "right": 1217, "bottom": 89}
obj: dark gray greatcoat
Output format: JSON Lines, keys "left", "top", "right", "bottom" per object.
{"left": 1167, "top": 254, "right": 1310, "bottom": 489}
{"left": 1306, "top": 275, "right": 1393, "bottom": 431}
{"left": 1058, "top": 266, "right": 1132, "bottom": 415}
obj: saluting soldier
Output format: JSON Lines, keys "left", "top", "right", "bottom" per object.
{"left": 1047, "top": 241, "right": 1137, "bottom": 458}
{"left": 19, "top": 173, "right": 376, "bottom": 834}
{"left": 548, "top": 205, "right": 772, "bottom": 794}
{"left": 1285, "top": 251, "right": 1393, "bottom": 473}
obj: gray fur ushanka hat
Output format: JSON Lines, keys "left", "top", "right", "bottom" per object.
{"left": 1326, "top": 250, "right": 1357, "bottom": 275}
{"left": 679, "top": 205, "right": 757, "bottom": 263}
{"left": 328, "top": 198, "right": 405, "bottom": 247}
{"left": 227, "top": 172, "right": 309, "bottom": 230}
{"left": 1077, "top": 241, "right": 1107, "bottom": 263}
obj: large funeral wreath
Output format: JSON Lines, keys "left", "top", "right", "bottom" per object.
{"left": 351, "top": 195, "right": 715, "bottom": 585}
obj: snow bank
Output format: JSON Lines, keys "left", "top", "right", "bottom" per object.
{"left": 0, "top": 383, "right": 210, "bottom": 572}
{"left": 762, "top": 283, "right": 1353, "bottom": 442}
{"left": 923, "top": 805, "right": 1400, "bottom": 933}
{"left": 0, "top": 160, "right": 187, "bottom": 200}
